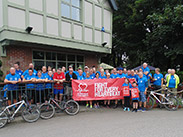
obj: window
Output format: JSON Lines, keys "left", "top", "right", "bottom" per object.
{"left": 61, "top": 0, "right": 81, "bottom": 21}
{"left": 33, "top": 51, "right": 84, "bottom": 70}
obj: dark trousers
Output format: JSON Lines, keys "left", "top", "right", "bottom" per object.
{"left": 124, "top": 96, "right": 130, "bottom": 108}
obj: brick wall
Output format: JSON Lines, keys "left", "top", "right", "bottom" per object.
{"left": 1, "top": 45, "right": 32, "bottom": 77}
{"left": 85, "top": 54, "right": 99, "bottom": 69}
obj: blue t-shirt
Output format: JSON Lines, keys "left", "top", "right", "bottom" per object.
{"left": 99, "top": 75, "right": 107, "bottom": 79}
{"left": 90, "top": 73, "right": 95, "bottom": 79}
{"left": 142, "top": 67, "right": 150, "bottom": 78}
{"left": 45, "top": 75, "right": 53, "bottom": 89}
{"left": 85, "top": 77, "right": 92, "bottom": 80}
{"left": 5, "top": 73, "right": 20, "bottom": 90}
{"left": 96, "top": 71, "right": 106, "bottom": 76}
{"left": 153, "top": 73, "right": 163, "bottom": 86}
{"left": 24, "top": 74, "right": 35, "bottom": 89}
{"left": 137, "top": 77, "right": 148, "bottom": 92}
{"left": 77, "top": 75, "right": 85, "bottom": 80}
{"left": 168, "top": 75, "right": 176, "bottom": 88}
{"left": 16, "top": 69, "right": 23, "bottom": 77}
{"left": 36, "top": 76, "right": 45, "bottom": 91}
{"left": 42, "top": 72, "right": 49, "bottom": 79}
{"left": 122, "top": 83, "right": 132, "bottom": 88}
{"left": 23, "top": 69, "right": 37, "bottom": 77}
{"left": 116, "top": 73, "right": 126, "bottom": 78}
{"left": 110, "top": 73, "right": 118, "bottom": 79}
{"left": 129, "top": 75, "right": 138, "bottom": 81}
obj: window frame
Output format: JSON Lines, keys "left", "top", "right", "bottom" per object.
{"left": 61, "top": 0, "right": 82, "bottom": 22}
{"left": 32, "top": 50, "right": 85, "bottom": 71}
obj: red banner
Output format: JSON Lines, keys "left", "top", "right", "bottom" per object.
{"left": 131, "top": 88, "right": 139, "bottom": 99}
{"left": 72, "top": 78, "right": 125, "bottom": 101}
{"left": 122, "top": 86, "right": 130, "bottom": 97}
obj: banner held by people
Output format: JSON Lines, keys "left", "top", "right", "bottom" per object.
{"left": 72, "top": 78, "right": 125, "bottom": 101}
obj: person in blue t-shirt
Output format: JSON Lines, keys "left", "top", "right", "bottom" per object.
{"left": 85, "top": 72, "right": 92, "bottom": 80}
{"left": 77, "top": 70, "right": 85, "bottom": 80}
{"left": 4, "top": 67, "right": 21, "bottom": 105}
{"left": 123, "top": 68, "right": 128, "bottom": 77}
{"left": 126, "top": 70, "right": 131, "bottom": 79}
{"left": 110, "top": 68, "right": 118, "bottom": 79}
{"left": 116, "top": 67, "right": 126, "bottom": 78}
{"left": 42, "top": 66, "right": 48, "bottom": 79}
{"left": 129, "top": 70, "right": 138, "bottom": 82}
{"left": 82, "top": 66, "right": 89, "bottom": 78}
{"left": 14, "top": 62, "right": 23, "bottom": 78}
{"left": 45, "top": 71, "right": 53, "bottom": 101}
{"left": 89, "top": 68, "right": 95, "bottom": 79}
{"left": 99, "top": 69, "right": 106, "bottom": 79}
{"left": 142, "top": 63, "right": 150, "bottom": 79}
{"left": 137, "top": 72, "right": 148, "bottom": 112}
{"left": 35, "top": 70, "right": 46, "bottom": 104}
{"left": 153, "top": 68, "right": 163, "bottom": 90}
{"left": 23, "top": 68, "right": 36, "bottom": 104}
{"left": 22, "top": 63, "right": 37, "bottom": 78}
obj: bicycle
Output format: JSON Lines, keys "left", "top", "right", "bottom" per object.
{"left": 39, "top": 93, "right": 79, "bottom": 119}
{"left": 146, "top": 88, "right": 179, "bottom": 111}
{"left": 0, "top": 93, "right": 40, "bottom": 128}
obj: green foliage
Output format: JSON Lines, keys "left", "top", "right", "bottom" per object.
{"left": 102, "top": 0, "right": 183, "bottom": 71}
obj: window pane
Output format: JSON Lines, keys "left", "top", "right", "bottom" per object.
{"left": 63, "top": 0, "right": 70, "bottom": 3}
{"left": 57, "top": 62, "right": 66, "bottom": 69}
{"left": 57, "top": 53, "right": 66, "bottom": 61}
{"left": 33, "top": 51, "right": 44, "bottom": 59}
{"left": 34, "top": 61, "right": 44, "bottom": 70}
{"left": 71, "top": 0, "right": 80, "bottom": 8}
{"left": 77, "top": 55, "right": 84, "bottom": 62}
{"left": 77, "top": 63, "right": 84, "bottom": 70}
{"left": 61, "top": 3, "right": 70, "bottom": 18}
{"left": 46, "top": 62, "right": 56, "bottom": 69}
{"left": 72, "top": 7, "right": 80, "bottom": 21}
{"left": 68, "top": 62, "right": 75, "bottom": 70}
{"left": 68, "top": 55, "right": 75, "bottom": 61}
{"left": 46, "top": 52, "right": 56, "bottom": 60}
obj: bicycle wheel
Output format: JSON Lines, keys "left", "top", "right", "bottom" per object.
{"left": 65, "top": 100, "right": 79, "bottom": 115}
{"left": 22, "top": 104, "right": 40, "bottom": 123}
{"left": 0, "top": 111, "right": 8, "bottom": 128}
{"left": 39, "top": 103, "right": 55, "bottom": 119}
{"left": 146, "top": 96, "right": 154, "bottom": 110}
{"left": 164, "top": 96, "right": 179, "bottom": 111}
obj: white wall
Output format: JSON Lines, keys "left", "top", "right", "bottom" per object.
{"left": 85, "top": 27, "right": 93, "bottom": 42}
{"left": 104, "top": 32, "right": 111, "bottom": 46}
{"left": 29, "top": 13, "right": 43, "bottom": 33}
{"left": 74, "top": 24, "right": 82, "bottom": 41}
{"left": 47, "top": 17, "right": 58, "bottom": 36}
{"left": 29, "top": 0, "right": 42, "bottom": 11}
{"left": 84, "top": 1, "right": 92, "bottom": 26}
{"left": 61, "top": 21, "right": 71, "bottom": 38}
{"left": 46, "top": 0, "right": 58, "bottom": 16}
{"left": 95, "top": 30, "right": 102, "bottom": 44}
{"left": 8, "top": 0, "right": 25, "bottom": 6}
{"left": 104, "top": 9, "right": 111, "bottom": 31}
{"left": 8, "top": 7, "right": 25, "bottom": 29}
{"left": 95, "top": 5, "right": 102, "bottom": 28}
{"left": 0, "top": 0, "right": 3, "bottom": 28}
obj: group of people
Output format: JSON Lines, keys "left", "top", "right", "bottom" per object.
{"left": 3, "top": 62, "right": 180, "bottom": 112}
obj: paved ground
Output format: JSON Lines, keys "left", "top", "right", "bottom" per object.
{"left": 1, "top": 107, "right": 183, "bottom": 137}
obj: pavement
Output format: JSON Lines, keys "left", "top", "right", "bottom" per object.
{"left": 0, "top": 106, "right": 183, "bottom": 137}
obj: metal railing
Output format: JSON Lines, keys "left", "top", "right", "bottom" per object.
{"left": 0, "top": 82, "right": 71, "bottom": 107}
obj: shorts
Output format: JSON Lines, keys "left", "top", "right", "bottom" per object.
{"left": 132, "top": 98, "right": 139, "bottom": 102}
{"left": 54, "top": 89, "right": 64, "bottom": 94}
{"left": 139, "top": 92, "right": 146, "bottom": 102}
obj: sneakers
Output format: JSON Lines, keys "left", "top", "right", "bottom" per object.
{"left": 142, "top": 108, "right": 146, "bottom": 112}
{"left": 90, "top": 105, "right": 93, "bottom": 109}
{"left": 86, "top": 104, "right": 89, "bottom": 108}
{"left": 127, "top": 108, "right": 130, "bottom": 112}
{"left": 138, "top": 108, "right": 142, "bottom": 112}
{"left": 123, "top": 107, "right": 127, "bottom": 111}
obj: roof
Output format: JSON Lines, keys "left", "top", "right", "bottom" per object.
{"left": 108, "top": 0, "right": 118, "bottom": 11}
{"left": 100, "top": 63, "right": 114, "bottom": 69}
{"left": 133, "top": 65, "right": 156, "bottom": 71}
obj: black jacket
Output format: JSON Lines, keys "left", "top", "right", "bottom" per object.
{"left": 65, "top": 72, "right": 77, "bottom": 87}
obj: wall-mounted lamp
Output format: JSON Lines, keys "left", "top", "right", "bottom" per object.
{"left": 102, "top": 42, "right": 107, "bottom": 47}
{"left": 25, "top": 26, "right": 33, "bottom": 33}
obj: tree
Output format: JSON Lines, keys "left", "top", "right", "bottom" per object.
{"left": 102, "top": 0, "right": 183, "bottom": 70}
